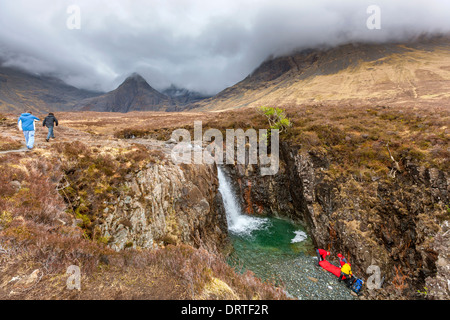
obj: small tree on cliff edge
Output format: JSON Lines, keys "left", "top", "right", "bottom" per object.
{"left": 259, "top": 106, "right": 292, "bottom": 144}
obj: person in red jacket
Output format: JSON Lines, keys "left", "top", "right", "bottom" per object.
{"left": 337, "top": 253, "right": 348, "bottom": 267}
{"left": 316, "top": 249, "right": 330, "bottom": 264}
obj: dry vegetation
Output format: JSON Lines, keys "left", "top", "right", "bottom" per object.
{"left": 0, "top": 113, "right": 23, "bottom": 151}
{"left": 282, "top": 104, "right": 449, "bottom": 176}
{"left": 104, "top": 104, "right": 448, "bottom": 177}
{"left": 0, "top": 153, "right": 110, "bottom": 293}
{"left": 54, "top": 111, "right": 218, "bottom": 137}
{"left": 0, "top": 135, "right": 22, "bottom": 152}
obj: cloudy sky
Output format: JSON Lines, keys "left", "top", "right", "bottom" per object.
{"left": 0, "top": 0, "right": 449, "bottom": 94}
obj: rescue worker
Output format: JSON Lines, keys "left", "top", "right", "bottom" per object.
{"left": 337, "top": 253, "right": 348, "bottom": 267}
{"left": 316, "top": 249, "right": 330, "bottom": 266}
{"left": 338, "top": 262, "right": 355, "bottom": 287}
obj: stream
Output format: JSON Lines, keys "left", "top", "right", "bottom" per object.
{"left": 217, "top": 166, "right": 355, "bottom": 300}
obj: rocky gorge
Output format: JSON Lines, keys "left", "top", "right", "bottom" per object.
{"left": 224, "top": 134, "right": 449, "bottom": 300}
{"left": 62, "top": 104, "right": 449, "bottom": 300}
{"left": 93, "top": 117, "right": 449, "bottom": 299}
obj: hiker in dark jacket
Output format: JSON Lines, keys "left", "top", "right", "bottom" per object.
{"left": 42, "top": 113, "right": 58, "bottom": 142}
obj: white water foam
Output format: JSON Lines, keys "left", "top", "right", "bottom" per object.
{"left": 217, "top": 166, "right": 268, "bottom": 236}
{"left": 291, "top": 230, "right": 308, "bottom": 243}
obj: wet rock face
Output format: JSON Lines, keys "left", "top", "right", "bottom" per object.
{"left": 223, "top": 142, "right": 325, "bottom": 234}
{"left": 223, "top": 142, "right": 315, "bottom": 224}
{"left": 227, "top": 142, "right": 449, "bottom": 299}
{"left": 100, "top": 163, "right": 228, "bottom": 251}
{"left": 224, "top": 161, "right": 297, "bottom": 220}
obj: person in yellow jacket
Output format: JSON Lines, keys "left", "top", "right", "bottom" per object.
{"left": 338, "top": 263, "right": 355, "bottom": 287}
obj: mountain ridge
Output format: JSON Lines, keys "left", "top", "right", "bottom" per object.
{"left": 192, "top": 35, "right": 450, "bottom": 111}
{"left": 1, "top": 35, "right": 450, "bottom": 114}
{"left": 0, "top": 66, "right": 101, "bottom": 114}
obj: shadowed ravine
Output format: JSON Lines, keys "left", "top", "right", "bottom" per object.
{"left": 217, "top": 166, "right": 356, "bottom": 300}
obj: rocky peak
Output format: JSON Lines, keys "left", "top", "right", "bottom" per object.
{"left": 119, "top": 73, "right": 153, "bottom": 91}
{"left": 74, "top": 72, "right": 174, "bottom": 112}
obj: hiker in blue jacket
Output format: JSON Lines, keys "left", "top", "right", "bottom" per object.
{"left": 18, "top": 112, "right": 40, "bottom": 150}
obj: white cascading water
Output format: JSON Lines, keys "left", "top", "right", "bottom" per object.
{"left": 217, "top": 166, "right": 268, "bottom": 235}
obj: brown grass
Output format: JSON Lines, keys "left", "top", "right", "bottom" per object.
{"left": 41, "top": 105, "right": 448, "bottom": 179}
{"left": 53, "top": 111, "right": 218, "bottom": 136}
{"left": 74, "top": 104, "right": 448, "bottom": 180}
{"left": 0, "top": 154, "right": 109, "bottom": 274}
{"left": 0, "top": 135, "right": 22, "bottom": 151}
{"left": 193, "top": 104, "right": 449, "bottom": 175}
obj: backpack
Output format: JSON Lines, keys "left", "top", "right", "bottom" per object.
{"left": 351, "top": 278, "right": 364, "bottom": 294}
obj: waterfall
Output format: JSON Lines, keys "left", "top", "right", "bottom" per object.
{"left": 217, "top": 166, "right": 268, "bottom": 236}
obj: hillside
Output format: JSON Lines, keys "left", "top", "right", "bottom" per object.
{"left": 193, "top": 36, "right": 450, "bottom": 111}
{"left": 0, "top": 66, "right": 100, "bottom": 114}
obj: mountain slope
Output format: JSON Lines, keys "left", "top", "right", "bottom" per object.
{"left": 74, "top": 73, "right": 174, "bottom": 112}
{"left": 192, "top": 36, "right": 450, "bottom": 111}
{"left": 0, "top": 66, "right": 100, "bottom": 114}
{"left": 163, "top": 84, "right": 210, "bottom": 111}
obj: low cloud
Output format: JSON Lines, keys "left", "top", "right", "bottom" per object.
{"left": 0, "top": 0, "right": 449, "bottom": 94}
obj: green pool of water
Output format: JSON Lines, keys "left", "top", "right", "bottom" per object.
{"left": 226, "top": 215, "right": 355, "bottom": 300}
{"left": 227, "top": 215, "right": 314, "bottom": 283}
